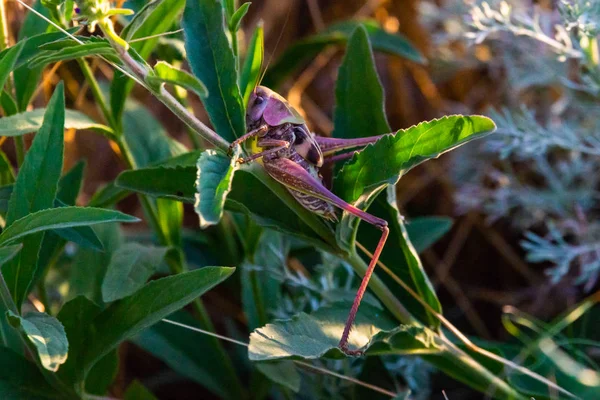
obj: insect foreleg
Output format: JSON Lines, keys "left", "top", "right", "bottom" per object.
{"left": 263, "top": 157, "right": 389, "bottom": 355}
{"left": 228, "top": 125, "right": 269, "bottom": 156}
{"left": 238, "top": 139, "right": 290, "bottom": 164}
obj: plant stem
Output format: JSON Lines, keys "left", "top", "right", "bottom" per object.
{"left": 111, "top": 42, "right": 230, "bottom": 152}
{"left": 0, "top": 0, "right": 8, "bottom": 50}
{"left": 77, "top": 59, "right": 113, "bottom": 127}
{"left": 346, "top": 252, "right": 415, "bottom": 325}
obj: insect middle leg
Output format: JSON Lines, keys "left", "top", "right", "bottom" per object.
{"left": 238, "top": 139, "right": 290, "bottom": 164}
{"left": 263, "top": 157, "right": 389, "bottom": 355}
{"left": 228, "top": 125, "right": 269, "bottom": 156}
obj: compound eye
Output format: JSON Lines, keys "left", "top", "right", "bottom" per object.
{"left": 254, "top": 96, "right": 266, "bottom": 106}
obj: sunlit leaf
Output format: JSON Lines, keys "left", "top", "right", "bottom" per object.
{"left": 182, "top": 0, "right": 245, "bottom": 140}
{"left": 7, "top": 311, "right": 68, "bottom": 372}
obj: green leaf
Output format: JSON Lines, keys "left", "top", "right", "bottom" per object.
{"left": 56, "top": 296, "right": 101, "bottom": 389}
{"left": 3, "top": 84, "right": 65, "bottom": 308}
{"left": 146, "top": 60, "right": 208, "bottom": 98}
{"left": 229, "top": 2, "right": 251, "bottom": 33}
{"left": 335, "top": 115, "right": 495, "bottom": 205}
{"left": 101, "top": 243, "right": 168, "bottom": 302}
{"left": 0, "top": 151, "right": 15, "bottom": 186}
{"left": 0, "top": 108, "right": 113, "bottom": 137}
{"left": 122, "top": 98, "right": 183, "bottom": 167}
{"left": 240, "top": 22, "right": 264, "bottom": 106}
{"left": 255, "top": 360, "right": 301, "bottom": 393}
{"left": 29, "top": 37, "right": 118, "bottom": 68}
{"left": 7, "top": 311, "right": 69, "bottom": 372}
{"left": 85, "top": 350, "right": 119, "bottom": 395}
{"left": 249, "top": 303, "right": 397, "bottom": 360}
{"left": 195, "top": 149, "right": 240, "bottom": 228}
{"left": 182, "top": 0, "right": 246, "bottom": 141}
{"left": 264, "top": 19, "right": 425, "bottom": 89}
{"left": 68, "top": 224, "right": 122, "bottom": 305}
{"left": 0, "top": 90, "right": 17, "bottom": 115}
{"left": 111, "top": 0, "right": 185, "bottom": 123}
{"left": 365, "top": 324, "right": 441, "bottom": 356}
{"left": 0, "top": 207, "right": 139, "bottom": 246}
{"left": 334, "top": 115, "right": 495, "bottom": 254}
{"left": 333, "top": 26, "right": 390, "bottom": 140}
{"left": 133, "top": 311, "right": 237, "bottom": 399}
{"left": 124, "top": 380, "right": 158, "bottom": 400}
{"left": 0, "top": 41, "right": 24, "bottom": 93}
{"left": 84, "top": 267, "right": 235, "bottom": 374}
{"left": 115, "top": 162, "right": 338, "bottom": 251}
{"left": 0, "top": 347, "right": 62, "bottom": 399}
{"left": 406, "top": 216, "right": 453, "bottom": 253}
{"left": 88, "top": 182, "right": 131, "bottom": 208}
{"left": 0, "top": 245, "right": 23, "bottom": 350}
{"left": 116, "top": 165, "right": 196, "bottom": 202}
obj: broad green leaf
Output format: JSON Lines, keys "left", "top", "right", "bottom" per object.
{"left": 156, "top": 198, "right": 183, "bottom": 247}
{"left": 56, "top": 296, "right": 102, "bottom": 389}
{"left": 0, "top": 207, "right": 139, "bottom": 246}
{"left": 249, "top": 303, "right": 397, "bottom": 360}
{"left": 264, "top": 19, "right": 425, "bottom": 89}
{"left": 0, "top": 151, "right": 14, "bottom": 186}
{"left": 335, "top": 115, "right": 496, "bottom": 204}
{"left": 365, "top": 324, "right": 440, "bottom": 355}
{"left": 182, "top": 0, "right": 246, "bottom": 141}
{"left": 406, "top": 216, "right": 453, "bottom": 253}
{"left": 195, "top": 149, "right": 240, "bottom": 228}
{"left": 229, "top": 2, "right": 251, "bottom": 33}
{"left": 68, "top": 224, "right": 122, "bottom": 305}
{"left": 29, "top": 37, "right": 118, "bottom": 68}
{"left": 240, "top": 22, "right": 264, "bottom": 106}
{"left": 102, "top": 243, "right": 168, "bottom": 302}
{"left": 255, "top": 361, "right": 301, "bottom": 393}
{"left": 124, "top": 380, "right": 158, "bottom": 400}
{"left": 115, "top": 162, "right": 338, "bottom": 251}
{"left": 0, "top": 30, "right": 78, "bottom": 72}
{"left": 84, "top": 267, "right": 235, "bottom": 374}
{"left": 146, "top": 60, "right": 208, "bottom": 98}
{"left": 122, "top": 98, "right": 183, "bottom": 167}
{"left": 0, "top": 245, "right": 23, "bottom": 350}
{"left": 334, "top": 115, "right": 495, "bottom": 252}
{"left": 5, "top": 85, "right": 64, "bottom": 226}
{"left": 7, "top": 311, "right": 68, "bottom": 372}
{"left": 88, "top": 182, "right": 132, "bottom": 208}
{"left": 332, "top": 26, "right": 390, "bottom": 140}
{"left": 3, "top": 84, "right": 65, "bottom": 308}
{"left": 0, "top": 347, "right": 62, "bottom": 399}
{"left": 0, "top": 108, "right": 113, "bottom": 137}
{"left": 111, "top": 0, "right": 186, "bottom": 122}
{"left": 134, "top": 311, "right": 238, "bottom": 399}
{"left": 0, "top": 41, "right": 24, "bottom": 93}
{"left": 85, "top": 350, "right": 119, "bottom": 396}
{"left": 241, "top": 231, "right": 284, "bottom": 330}
{"left": 116, "top": 165, "right": 196, "bottom": 202}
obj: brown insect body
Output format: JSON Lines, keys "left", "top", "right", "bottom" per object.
{"left": 244, "top": 87, "right": 336, "bottom": 220}
{"left": 232, "top": 86, "right": 389, "bottom": 355}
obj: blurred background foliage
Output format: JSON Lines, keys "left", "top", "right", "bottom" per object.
{"left": 1, "top": 0, "right": 599, "bottom": 399}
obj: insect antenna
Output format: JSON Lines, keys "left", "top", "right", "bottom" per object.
{"left": 255, "top": 1, "right": 292, "bottom": 90}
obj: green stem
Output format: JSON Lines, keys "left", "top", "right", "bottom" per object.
{"left": 77, "top": 59, "right": 113, "bottom": 127}
{"left": 171, "top": 89, "right": 202, "bottom": 149}
{"left": 345, "top": 252, "right": 416, "bottom": 325}
{"left": 110, "top": 41, "right": 230, "bottom": 152}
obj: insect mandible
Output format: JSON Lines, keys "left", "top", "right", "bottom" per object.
{"left": 229, "top": 86, "right": 388, "bottom": 355}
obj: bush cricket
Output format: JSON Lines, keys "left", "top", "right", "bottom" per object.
{"left": 230, "top": 86, "right": 388, "bottom": 355}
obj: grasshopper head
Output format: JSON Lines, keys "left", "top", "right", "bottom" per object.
{"left": 247, "top": 86, "right": 305, "bottom": 127}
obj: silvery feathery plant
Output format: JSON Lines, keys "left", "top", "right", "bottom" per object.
{"left": 448, "top": 0, "right": 600, "bottom": 290}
